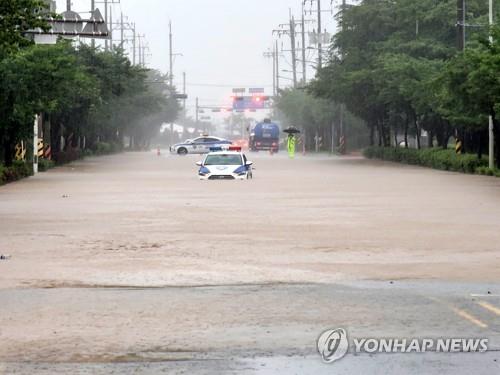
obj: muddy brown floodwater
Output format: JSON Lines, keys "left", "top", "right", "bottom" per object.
{"left": 1, "top": 152, "right": 499, "bottom": 374}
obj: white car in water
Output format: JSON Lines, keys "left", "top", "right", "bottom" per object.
{"left": 196, "top": 147, "right": 253, "bottom": 180}
{"left": 170, "top": 136, "right": 232, "bottom": 155}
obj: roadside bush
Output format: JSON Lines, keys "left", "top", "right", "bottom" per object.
{"left": 363, "top": 147, "right": 490, "bottom": 175}
{"left": 0, "top": 161, "right": 33, "bottom": 184}
{"left": 38, "top": 159, "right": 55, "bottom": 172}
{"left": 93, "top": 142, "right": 123, "bottom": 155}
{"left": 0, "top": 165, "right": 5, "bottom": 185}
{"left": 54, "top": 149, "right": 82, "bottom": 165}
{"left": 94, "top": 142, "right": 112, "bottom": 155}
{"left": 82, "top": 149, "right": 94, "bottom": 158}
{"left": 110, "top": 142, "right": 123, "bottom": 153}
{"left": 476, "top": 167, "right": 500, "bottom": 177}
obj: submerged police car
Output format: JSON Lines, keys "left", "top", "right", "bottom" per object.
{"left": 170, "top": 136, "right": 232, "bottom": 155}
{"left": 196, "top": 147, "right": 253, "bottom": 180}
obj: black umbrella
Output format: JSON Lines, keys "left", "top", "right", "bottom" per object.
{"left": 283, "top": 126, "right": 301, "bottom": 134}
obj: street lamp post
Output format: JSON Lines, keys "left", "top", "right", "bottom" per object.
{"left": 488, "top": 0, "right": 494, "bottom": 169}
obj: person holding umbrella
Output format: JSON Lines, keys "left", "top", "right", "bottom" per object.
{"left": 283, "top": 127, "right": 301, "bottom": 159}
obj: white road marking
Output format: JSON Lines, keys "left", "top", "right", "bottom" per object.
{"left": 477, "top": 301, "right": 500, "bottom": 317}
{"left": 450, "top": 307, "right": 488, "bottom": 329}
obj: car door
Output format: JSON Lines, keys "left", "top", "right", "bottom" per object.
{"left": 190, "top": 137, "right": 205, "bottom": 154}
{"left": 202, "top": 137, "right": 221, "bottom": 152}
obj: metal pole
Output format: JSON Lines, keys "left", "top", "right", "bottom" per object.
{"left": 272, "top": 45, "right": 276, "bottom": 96}
{"left": 340, "top": 0, "right": 347, "bottom": 154}
{"left": 183, "top": 72, "right": 187, "bottom": 112}
{"left": 276, "top": 40, "right": 280, "bottom": 94}
{"left": 195, "top": 97, "right": 199, "bottom": 130}
{"left": 132, "top": 23, "right": 136, "bottom": 65}
{"left": 138, "top": 35, "right": 142, "bottom": 67}
{"left": 457, "top": 0, "right": 465, "bottom": 50}
{"left": 67, "top": 0, "right": 71, "bottom": 11}
{"left": 169, "top": 21, "right": 174, "bottom": 87}
{"left": 91, "top": 0, "right": 95, "bottom": 48}
{"left": 462, "top": 0, "right": 466, "bottom": 49}
{"left": 109, "top": 6, "right": 113, "bottom": 51}
{"left": 301, "top": 10, "right": 307, "bottom": 85}
{"left": 33, "top": 115, "right": 38, "bottom": 174}
{"left": 331, "top": 122, "right": 335, "bottom": 153}
{"left": 290, "top": 16, "right": 298, "bottom": 88}
{"left": 317, "top": 0, "right": 322, "bottom": 69}
{"left": 104, "top": 0, "right": 108, "bottom": 51}
{"left": 489, "top": 0, "right": 494, "bottom": 169}
{"left": 120, "top": 12, "right": 124, "bottom": 48}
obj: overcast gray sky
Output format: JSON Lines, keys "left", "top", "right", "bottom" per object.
{"left": 55, "top": 0, "right": 340, "bottom": 121}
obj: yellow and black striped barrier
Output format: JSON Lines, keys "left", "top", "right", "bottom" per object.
{"left": 44, "top": 144, "right": 52, "bottom": 160}
{"left": 37, "top": 138, "right": 44, "bottom": 158}
{"left": 455, "top": 139, "right": 463, "bottom": 155}
{"left": 15, "top": 142, "right": 26, "bottom": 161}
{"left": 339, "top": 135, "right": 346, "bottom": 155}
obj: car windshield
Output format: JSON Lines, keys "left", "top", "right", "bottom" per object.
{"left": 204, "top": 154, "right": 242, "bottom": 166}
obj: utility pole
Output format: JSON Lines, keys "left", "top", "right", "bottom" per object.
{"left": 66, "top": 0, "right": 71, "bottom": 11}
{"left": 91, "top": 0, "right": 95, "bottom": 48}
{"left": 290, "top": 15, "right": 298, "bottom": 88}
{"left": 183, "top": 72, "right": 187, "bottom": 112}
{"left": 167, "top": 22, "right": 175, "bottom": 146}
{"left": 99, "top": 0, "right": 121, "bottom": 51}
{"left": 263, "top": 47, "right": 277, "bottom": 96}
{"left": 317, "top": 0, "right": 322, "bottom": 69}
{"left": 132, "top": 23, "right": 136, "bottom": 64}
{"left": 339, "top": 0, "right": 347, "bottom": 154}
{"left": 195, "top": 97, "right": 199, "bottom": 130}
{"left": 457, "top": 0, "right": 466, "bottom": 50}
{"left": 276, "top": 40, "right": 280, "bottom": 94}
{"left": 301, "top": 10, "right": 307, "bottom": 85}
{"left": 272, "top": 46, "right": 276, "bottom": 96}
{"left": 489, "top": 0, "right": 495, "bottom": 168}
{"left": 33, "top": 115, "right": 39, "bottom": 174}
{"left": 169, "top": 21, "right": 174, "bottom": 87}
{"left": 137, "top": 34, "right": 143, "bottom": 67}
{"left": 109, "top": 5, "right": 113, "bottom": 51}
{"left": 104, "top": 0, "right": 108, "bottom": 51}
{"left": 120, "top": 12, "right": 124, "bottom": 48}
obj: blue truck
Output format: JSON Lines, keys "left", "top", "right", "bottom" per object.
{"left": 249, "top": 119, "right": 280, "bottom": 152}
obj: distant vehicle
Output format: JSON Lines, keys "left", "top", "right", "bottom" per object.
{"left": 232, "top": 139, "right": 249, "bottom": 150}
{"left": 170, "top": 136, "right": 232, "bottom": 155}
{"left": 249, "top": 119, "right": 280, "bottom": 152}
{"left": 196, "top": 147, "right": 253, "bottom": 180}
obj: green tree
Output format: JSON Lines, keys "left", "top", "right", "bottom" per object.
{"left": 0, "top": 0, "right": 50, "bottom": 56}
{"left": 309, "top": 0, "right": 499, "bottom": 157}
{"left": 438, "top": 25, "right": 500, "bottom": 164}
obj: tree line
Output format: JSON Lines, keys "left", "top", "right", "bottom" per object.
{"left": 305, "top": 0, "right": 500, "bottom": 167}
{"left": 0, "top": 0, "right": 179, "bottom": 167}
{"left": 274, "top": 88, "right": 369, "bottom": 152}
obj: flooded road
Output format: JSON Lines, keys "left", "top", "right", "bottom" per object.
{"left": 1, "top": 152, "right": 499, "bottom": 373}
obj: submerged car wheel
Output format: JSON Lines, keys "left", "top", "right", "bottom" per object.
{"left": 177, "top": 147, "right": 188, "bottom": 155}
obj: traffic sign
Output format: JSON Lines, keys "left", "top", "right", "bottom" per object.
{"left": 81, "top": 9, "right": 110, "bottom": 39}
{"left": 173, "top": 94, "right": 188, "bottom": 100}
